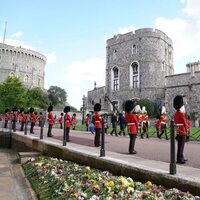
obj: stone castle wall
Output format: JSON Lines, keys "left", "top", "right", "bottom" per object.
{"left": 0, "top": 43, "right": 46, "bottom": 89}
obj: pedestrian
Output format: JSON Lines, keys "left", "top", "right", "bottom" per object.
{"left": 118, "top": 112, "right": 126, "bottom": 136}
{"left": 158, "top": 106, "right": 168, "bottom": 140}
{"left": 11, "top": 107, "right": 18, "bottom": 132}
{"left": 141, "top": 107, "right": 149, "bottom": 138}
{"left": 85, "top": 113, "right": 90, "bottom": 131}
{"left": 110, "top": 112, "right": 118, "bottom": 136}
{"left": 4, "top": 108, "right": 10, "bottom": 129}
{"left": 59, "top": 112, "right": 64, "bottom": 129}
{"left": 19, "top": 107, "right": 26, "bottom": 131}
{"left": 124, "top": 100, "right": 138, "bottom": 154}
{"left": 29, "top": 107, "right": 37, "bottom": 134}
{"left": 93, "top": 103, "right": 102, "bottom": 147}
{"left": 64, "top": 106, "right": 71, "bottom": 142}
{"left": 71, "top": 113, "right": 77, "bottom": 130}
{"left": 173, "top": 95, "right": 188, "bottom": 164}
{"left": 135, "top": 105, "right": 142, "bottom": 136}
{"left": 38, "top": 112, "right": 43, "bottom": 127}
{"left": 47, "top": 105, "right": 55, "bottom": 137}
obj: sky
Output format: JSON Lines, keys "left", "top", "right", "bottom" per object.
{"left": 1, "top": 0, "right": 200, "bottom": 110}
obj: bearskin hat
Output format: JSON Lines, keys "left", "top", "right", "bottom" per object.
{"left": 61, "top": 112, "right": 64, "bottom": 116}
{"left": 134, "top": 105, "right": 141, "bottom": 113}
{"left": 161, "top": 106, "right": 166, "bottom": 114}
{"left": 20, "top": 107, "right": 24, "bottom": 113}
{"left": 124, "top": 100, "right": 134, "bottom": 113}
{"left": 48, "top": 105, "right": 53, "bottom": 112}
{"left": 40, "top": 112, "right": 42, "bottom": 115}
{"left": 173, "top": 95, "right": 183, "bottom": 110}
{"left": 29, "top": 107, "right": 34, "bottom": 114}
{"left": 73, "top": 113, "right": 76, "bottom": 116}
{"left": 94, "top": 103, "right": 101, "bottom": 112}
{"left": 12, "top": 107, "right": 17, "bottom": 112}
{"left": 64, "top": 106, "right": 70, "bottom": 113}
{"left": 86, "top": 113, "right": 90, "bottom": 117}
{"left": 5, "top": 108, "right": 9, "bottom": 113}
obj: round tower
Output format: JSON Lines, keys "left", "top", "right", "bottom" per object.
{"left": 0, "top": 43, "right": 46, "bottom": 89}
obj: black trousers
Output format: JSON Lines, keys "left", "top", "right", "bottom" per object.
{"left": 47, "top": 124, "right": 53, "bottom": 137}
{"left": 129, "top": 134, "right": 137, "bottom": 153}
{"left": 30, "top": 122, "right": 35, "bottom": 133}
{"left": 159, "top": 124, "right": 168, "bottom": 139}
{"left": 119, "top": 124, "right": 126, "bottom": 135}
{"left": 177, "top": 135, "right": 186, "bottom": 162}
{"left": 20, "top": 122, "right": 25, "bottom": 131}
{"left": 4, "top": 120, "right": 8, "bottom": 128}
{"left": 60, "top": 122, "right": 63, "bottom": 129}
{"left": 110, "top": 124, "right": 117, "bottom": 136}
{"left": 12, "top": 120, "right": 16, "bottom": 132}
{"left": 86, "top": 124, "right": 88, "bottom": 131}
{"left": 94, "top": 128, "right": 101, "bottom": 147}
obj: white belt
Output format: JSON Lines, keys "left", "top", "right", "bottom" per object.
{"left": 161, "top": 122, "right": 166, "bottom": 124}
{"left": 95, "top": 121, "right": 100, "bottom": 122}
{"left": 127, "top": 123, "right": 135, "bottom": 125}
{"left": 175, "top": 123, "right": 184, "bottom": 126}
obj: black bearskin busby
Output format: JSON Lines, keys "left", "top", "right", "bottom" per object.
{"left": 40, "top": 112, "right": 43, "bottom": 115}
{"left": 29, "top": 107, "right": 34, "bottom": 114}
{"left": 173, "top": 95, "right": 183, "bottom": 110}
{"left": 12, "top": 107, "right": 17, "bottom": 112}
{"left": 5, "top": 108, "right": 9, "bottom": 113}
{"left": 124, "top": 100, "right": 134, "bottom": 113}
{"left": 20, "top": 107, "right": 24, "bottom": 113}
{"left": 64, "top": 106, "right": 70, "bottom": 113}
{"left": 48, "top": 105, "right": 53, "bottom": 112}
{"left": 94, "top": 103, "right": 101, "bottom": 112}
{"left": 86, "top": 113, "right": 90, "bottom": 117}
{"left": 61, "top": 112, "right": 64, "bottom": 116}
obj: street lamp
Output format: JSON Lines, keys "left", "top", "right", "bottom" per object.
{"left": 82, "top": 95, "right": 86, "bottom": 125}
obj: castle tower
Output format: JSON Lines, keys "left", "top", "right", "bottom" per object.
{"left": 0, "top": 43, "right": 46, "bottom": 89}
{"left": 105, "top": 28, "right": 174, "bottom": 110}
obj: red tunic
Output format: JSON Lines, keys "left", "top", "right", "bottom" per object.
{"left": 174, "top": 111, "right": 188, "bottom": 135}
{"left": 38, "top": 115, "right": 43, "bottom": 122}
{"left": 93, "top": 113, "right": 102, "bottom": 129}
{"left": 160, "top": 114, "right": 167, "bottom": 124}
{"left": 30, "top": 113, "right": 37, "bottom": 123}
{"left": 48, "top": 113, "right": 55, "bottom": 125}
{"left": 5, "top": 113, "right": 10, "bottom": 121}
{"left": 65, "top": 114, "right": 71, "bottom": 128}
{"left": 85, "top": 117, "right": 89, "bottom": 125}
{"left": 19, "top": 113, "right": 26, "bottom": 122}
{"left": 125, "top": 113, "right": 138, "bottom": 134}
{"left": 59, "top": 116, "right": 63, "bottom": 123}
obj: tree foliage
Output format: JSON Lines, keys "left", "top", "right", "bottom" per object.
{"left": 47, "top": 86, "right": 67, "bottom": 106}
{"left": 0, "top": 76, "right": 26, "bottom": 111}
{"left": 137, "top": 98, "right": 155, "bottom": 117}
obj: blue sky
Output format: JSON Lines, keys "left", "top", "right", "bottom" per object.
{"left": 1, "top": 0, "right": 200, "bottom": 109}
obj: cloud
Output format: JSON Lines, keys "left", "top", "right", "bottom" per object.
{"left": 61, "top": 57, "right": 105, "bottom": 109}
{"left": 117, "top": 26, "right": 136, "bottom": 34}
{"left": 181, "top": 0, "right": 200, "bottom": 18}
{"left": 11, "top": 31, "right": 23, "bottom": 39}
{"left": 44, "top": 52, "right": 57, "bottom": 64}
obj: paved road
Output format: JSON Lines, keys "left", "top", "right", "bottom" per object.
{"left": 46, "top": 127, "right": 200, "bottom": 169}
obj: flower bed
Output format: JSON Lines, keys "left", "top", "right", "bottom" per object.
{"left": 22, "top": 156, "right": 196, "bottom": 200}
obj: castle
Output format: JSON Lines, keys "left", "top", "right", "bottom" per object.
{"left": 0, "top": 43, "right": 46, "bottom": 89}
{"left": 86, "top": 28, "right": 200, "bottom": 122}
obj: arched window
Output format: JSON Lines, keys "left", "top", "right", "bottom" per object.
{"left": 112, "top": 66, "right": 119, "bottom": 91}
{"left": 38, "top": 78, "right": 41, "bottom": 86}
{"left": 130, "top": 62, "right": 139, "bottom": 88}
{"left": 132, "top": 44, "right": 137, "bottom": 54}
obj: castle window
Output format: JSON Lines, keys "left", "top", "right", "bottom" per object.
{"left": 162, "top": 61, "right": 165, "bottom": 71}
{"left": 9, "top": 72, "right": 15, "bottom": 77}
{"left": 24, "top": 75, "right": 28, "bottom": 83}
{"left": 92, "top": 100, "right": 94, "bottom": 105}
{"left": 99, "top": 98, "right": 101, "bottom": 104}
{"left": 112, "top": 66, "right": 119, "bottom": 91}
{"left": 113, "top": 49, "right": 117, "bottom": 59}
{"left": 132, "top": 44, "right": 137, "bottom": 54}
{"left": 130, "top": 62, "right": 139, "bottom": 88}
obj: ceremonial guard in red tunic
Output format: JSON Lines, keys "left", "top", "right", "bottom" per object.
{"left": 125, "top": 100, "right": 138, "bottom": 154}
{"left": 38, "top": 112, "right": 43, "bottom": 127}
{"left": 29, "top": 107, "right": 37, "bottom": 134}
{"left": 135, "top": 105, "right": 142, "bottom": 137}
{"left": 85, "top": 113, "right": 90, "bottom": 131}
{"left": 141, "top": 106, "right": 149, "bottom": 138}
{"left": 4, "top": 109, "right": 10, "bottom": 129}
{"left": 173, "top": 95, "right": 188, "bottom": 164}
{"left": 19, "top": 107, "right": 26, "bottom": 131}
{"left": 64, "top": 106, "right": 71, "bottom": 142}
{"left": 93, "top": 103, "right": 102, "bottom": 147}
{"left": 12, "top": 107, "right": 18, "bottom": 132}
{"left": 47, "top": 105, "right": 55, "bottom": 137}
{"left": 71, "top": 113, "right": 77, "bottom": 130}
{"left": 59, "top": 112, "right": 64, "bottom": 129}
{"left": 158, "top": 106, "right": 168, "bottom": 140}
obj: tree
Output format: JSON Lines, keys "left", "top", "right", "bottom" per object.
{"left": 26, "top": 87, "right": 49, "bottom": 109}
{"left": 47, "top": 86, "right": 67, "bottom": 106}
{"left": 137, "top": 98, "right": 155, "bottom": 117}
{"left": 0, "top": 76, "right": 26, "bottom": 112}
